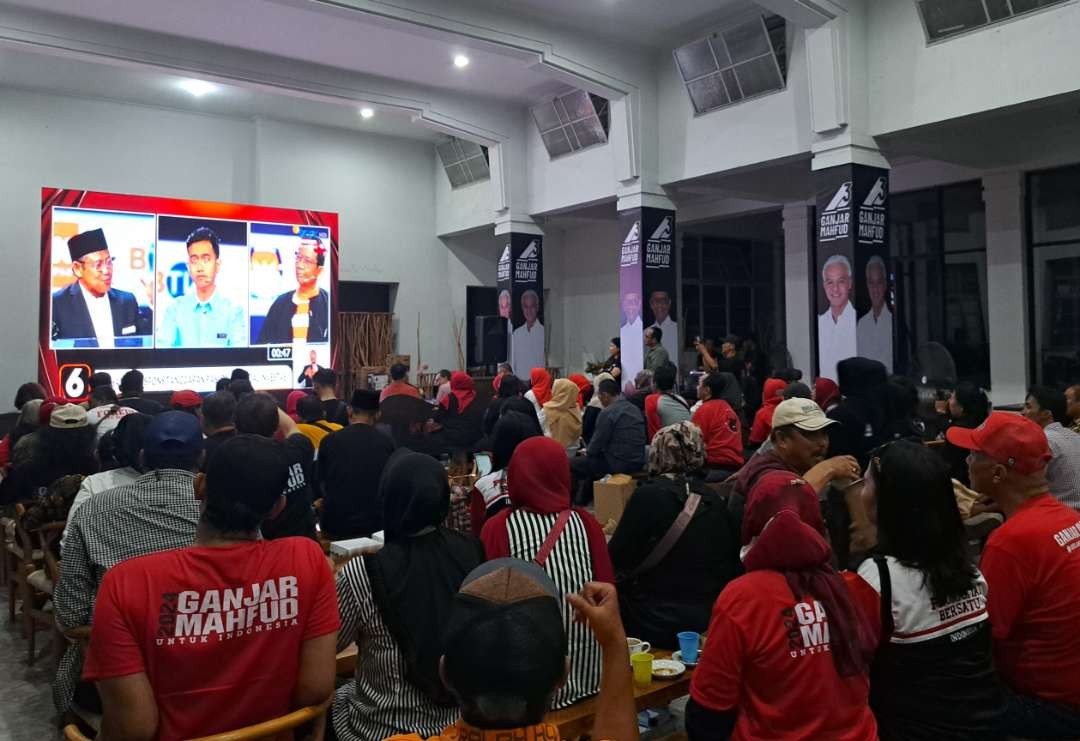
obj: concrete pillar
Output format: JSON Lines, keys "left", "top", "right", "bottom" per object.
{"left": 782, "top": 204, "right": 814, "bottom": 376}
{"left": 982, "top": 171, "right": 1029, "bottom": 406}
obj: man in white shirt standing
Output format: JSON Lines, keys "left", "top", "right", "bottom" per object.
{"left": 856, "top": 255, "right": 893, "bottom": 372}
{"left": 648, "top": 289, "right": 679, "bottom": 363}
{"left": 511, "top": 289, "right": 545, "bottom": 378}
{"left": 1023, "top": 386, "right": 1080, "bottom": 511}
{"left": 817, "top": 254, "right": 857, "bottom": 382}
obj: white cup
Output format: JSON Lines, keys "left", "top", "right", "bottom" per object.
{"left": 626, "top": 637, "right": 651, "bottom": 655}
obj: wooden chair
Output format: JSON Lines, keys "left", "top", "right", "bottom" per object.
{"left": 63, "top": 694, "right": 332, "bottom": 741}
{"left": 19, "top": 520, "right": 64, "bottom": 663}
{"left": 6, "top": 504, "right": 43, "bottom": 633}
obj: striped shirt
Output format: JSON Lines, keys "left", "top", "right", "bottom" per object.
{"left": 1044, "top": 423, "right": 1080, "bottom": 511}
{"left": 505, "top": 509, "right": 601, "bottom": 709}
{"left": 333, "top": 557, "right": 459, "bottom": 740}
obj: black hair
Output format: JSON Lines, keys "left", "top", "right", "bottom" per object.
{"left": 647, "top": 325, "right": 663, "bottom": 343}
{"left": 498, "top": 363, "right": 513, "bottom": 375}
{"left": 1027, "top": 385, "right": 1068, "bottom": 424}
{"left": 654, "top": 364, "right": 676, "bottom": 392}
{"left": 313, "top": 368, "right": 337, "bottom": 388}
{"left": 228, "top": 379, "right": 255, "bottom": 400}
{"left": 438, "top": 369, "right": 452, "bottom": 380}
{"left": 783, "top": 382, "right": 813, "bottom": 401}
{"left": 773, "top": 367, "right": 803, "bottom": 383}
{"left": 90, "top": 386, "right": 119, "bottom": 407}
{"left": 215, "top": 377, "right": 231, "bottom": 392}
{"left": 884, "top": 377, "right": 919, "bottom": 422}
{"left": 610, "top": 337, "right": 620, "bottom": 349}
{"left": 952, "top": 381, "right": 990, "bottom": 423}
{"left": 119, "top": 369, "right": 144, "bottom": 394}
{"left": 13, "top": 382, "right": 45, "bottom": 410}
{"left": 185, "top": 226, "right": 221, "bottom": 258}
{"left": 874, "top": 441, "right": 977, "bottom": 606}
{"left": 143, "top": 449, "right": 203, "bottom": 473}
{"left": 702, "top": 373, "right": 728, "bottom": 400}
{"left": 497, "top": 375, "right": 522, "bottom": 399}
{"left": 230, "top": 368, "right": 250, "bottom": 381}
{"left": 202, "top": 391, "right": 237, "bottom": 429}
{"left": 38, "top": 425, "right": 98, "bottom": 475}
{"left": 492, "top": 411, "right": 542, "bottom": 471}
{"left": 389, "top": 364, "right": 409, "bottom": 381}
{"left": 105, "top": 413, "right": 153, "bottom": 470}
{"left": 296, "top": 395, "right": 325, "bottom": 423}
{"left": 87, "top": 372, "right": 112, "bottom": 392}
{"left": 598, "top": 379, "right": 620, "bottom": 397}
{"left": 235, "top": 392, "right": 280, "bottom": 437}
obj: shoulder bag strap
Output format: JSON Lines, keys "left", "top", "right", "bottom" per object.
{"left": 667, "top": 392, "right": 692, "bottom": 413}
{"left": 534, "top": 510, "right": 573, "bottom": 568}
{"left": 873, "top": 555, "right": 894, "bottom": 637}
{"left": 625, "top": 483, "right": 702, "bottom": 580}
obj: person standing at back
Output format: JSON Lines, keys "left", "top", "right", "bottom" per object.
{"left": 380, "top": 363, "right": 421, "bottom": 402}
{"left": 643, "top": 326, "right": 670, "bottom": 373}
{"left": 82, "top": 435, "right": 339, "bottom": 741}
{"left": 312, "top": 368, "right": 348, "bottom": 426}
{"left": 317, "top": 390, "right": 395, "bottom": 540}
{"left": 1022, "top": 385, "right": 1080, "bottom": 511}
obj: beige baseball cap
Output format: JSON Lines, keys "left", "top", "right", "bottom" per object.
{"left": 770, "top": 398, "right": 837, "bottom": 432}
{"left": 49, "top": 403, "right": 89, "bottom": 429}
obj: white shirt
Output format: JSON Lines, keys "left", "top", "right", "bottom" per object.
{"left": 524, "top": 389, "right": 547, "bottom": 430}
{"left": 61, "top": 466, "right": 141, "bottom": 551}
{"left": 857, "top": 304, "right": 893, "bottom": 372}
{"left": 620, "top": 316, "right": 644, "bottom": 380}
{"left": 511, "top": 321, "right": 545, "bottom": 380}
{"left": 650, "top": 315, "right": 679, "bottom": 366}
{"left": 1044, "top": 422, "right": 1080, "bottom": 511}
{"left": 817, "top": 301, "right": 857, "bottom": 382}
{"left": 85, "top": 404, "right": 138, "bottom": 441}
{"left": 80, "top": 281, "right": 115, "bottom": 349}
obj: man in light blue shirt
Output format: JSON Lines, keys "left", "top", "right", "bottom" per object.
{"left": 160, "top": 227, "right": 246, "bottom": 348}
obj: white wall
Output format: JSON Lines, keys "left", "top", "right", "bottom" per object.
{"left": 526, "top": 129, "right": 618, "bottom": 217}
{"left": 0, "top": 87, "right": 462, "bottom": 405}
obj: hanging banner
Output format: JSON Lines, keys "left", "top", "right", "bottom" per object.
{"left": 505, "top": 234, "right": 544, "bottom": 380}
{"left": 619, "top": 207, "right": 677, "bottom": 382}
{"left": 814, "top": 164, "right": 892, "bottom": 381}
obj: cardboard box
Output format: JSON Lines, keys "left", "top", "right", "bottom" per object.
{"left": 594, "top": 474, "right": 636, "bottom": 530}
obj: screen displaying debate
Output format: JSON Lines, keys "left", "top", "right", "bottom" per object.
{"left": 40, "top": 187, "right": 339, "bottom": 400}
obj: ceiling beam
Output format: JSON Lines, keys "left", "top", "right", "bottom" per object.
{"left": 753, "top": 0, "right": 847, "bottom": 28}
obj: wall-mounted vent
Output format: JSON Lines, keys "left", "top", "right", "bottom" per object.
{"left": 673, "top": 14, "right": 787, "bottom": 116}
{"left": 917, "top": 0, "right": 1069, "bottom": 42}
{"left": 530, "top": 89, "right": 610, "bottom": 159}
{"left": 437, "top": 138, "right": 490, "bottom": 189}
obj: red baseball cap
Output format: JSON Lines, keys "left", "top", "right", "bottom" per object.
{"left": 170, "top": 390, "right": 203, "bottom": 410}
{"left": 945, "top": 412, "right": 1051, "bottom": 474}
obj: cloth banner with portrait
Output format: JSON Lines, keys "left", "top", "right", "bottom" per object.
{"left": 500, "top": 233, "right": 545, "bottom": 381}
{"left": 618, "top": 207, "right": 677, "bottom": 382}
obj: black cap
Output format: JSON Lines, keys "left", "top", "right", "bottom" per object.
{"left": 68, "top": 228, "right": 110, "bottom": 261}
{"left": 350, "top": 388, "right": 379, "bottom": 411}
{"left": 205, "top": 434, "right": 292, "bottom": 517}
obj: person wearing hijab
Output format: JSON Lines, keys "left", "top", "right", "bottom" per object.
{"left": 748, "top": 377, "right": 786, "bottom": 447}
{"left": 687, "top": 471, "right": 878, "bottom": 740}
{"left": 525, "top": 368, "right": 553, "bottom": 429}
{"left": 481, "top": 436, "right": 614, "bottom": 709}
{"left": 469, "top": 411, "right": 541, "bottom": 534}
{"left": 429, "top": 371, "right": 484, "bottom": 455}
{"left": 333, "top": 450, "right": 485, "bottom": 740}
{"left": 608, "top": 422, "right": 742, "bottom": 648}
{"left": 285, "top": 389, "right": 307, "bottom": 422}
{"left": 543, "top": 378, "right": 584, "bottom": 448}
{"left": 583, "top": 372, "right": 614, "bottom": 444}
{"left": 481, "top": 374, "right": 522, "bottom": 439}
{"left": 814, "top": 377, "right": 841, "bottom": 414}
{"left": 567, "top": 374, "right": 592, "bottom": 408}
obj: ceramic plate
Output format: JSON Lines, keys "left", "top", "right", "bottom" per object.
{"left": 651, "top": 659, "right": 686, "bottom": 679}
{"left": 671, "top": 650, "right": 698, "bottom": 667}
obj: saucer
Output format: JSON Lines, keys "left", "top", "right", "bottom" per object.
{"left": 671, "top": 650, "right": 697, "bottom": 667}
{"left": 651, "top": 659, "right": 686, "bottom": 679}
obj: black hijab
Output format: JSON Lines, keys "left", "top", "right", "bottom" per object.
{"left": 365, "top": 450, "right": 484, "bottom": 706}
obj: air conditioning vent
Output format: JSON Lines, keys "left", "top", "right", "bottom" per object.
{"left": 530, "top": 90, "right": 610, "bottom": 159}
{"left": 436, "top": 138, "right": 490, "bottom": 189}
{"left": 917, "top": 0, "right": 1068, "bottom": 42}
{"left": 673, "top": 14, "right": 787, "bottom": 117}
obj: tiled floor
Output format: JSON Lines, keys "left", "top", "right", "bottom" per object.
{"left": 0, "top": 592, "right": 62, "bottom": 741}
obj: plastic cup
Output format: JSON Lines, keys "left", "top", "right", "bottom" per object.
{"left": 677, "top": 631, "right": 700, "bottom": 664}
{"left": 631, "top": 652, "right": 653, "bottom": 687}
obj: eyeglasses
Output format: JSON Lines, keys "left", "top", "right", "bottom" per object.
{"left": 188, "top": 254, "right": 217, "bottom": 266}
{"left": 295, "top": 253, "right": 320, "bottom": 268}
{"left": 79, "top": 256, "right": 115, "bottom": 272}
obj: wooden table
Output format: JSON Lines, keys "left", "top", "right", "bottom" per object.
{"left": 544, "top": 650, "right": 693, "bottom": 739}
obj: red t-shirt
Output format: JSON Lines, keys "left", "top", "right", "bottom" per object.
{"left": 690, "top": 571, "right": 878, "bottom": 741}
{"left": 692, "top": 400, "right": 744, "bottom": 469}
{"left": 83, "top": 537, "right": 340, "bottom": 741}
{"left": 980, "top": 493, "right": 1080, "bottom": 704}
{"left": 379, "top": 382, "right": 421, "bottom": 402}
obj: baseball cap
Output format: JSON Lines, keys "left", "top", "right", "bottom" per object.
{"left": 170, "top": 390, "right": 203, "bottom": 410}
{"left": 442, "top": 559, "right": 567, "bottom": 702}
{"left": 771, "top": 398, "right": 837, "bottom": 432}
{"left": 49, "top": 404, "right": 89, "bottom": 429}
{"left": 143, "top": 410, "right": 204, "bottom": 457}
{"left": 946, "top": 412, "right": 1051, "bottom": 475}
{"left": 205, "top": 435, "right": 291, "bottom": 517}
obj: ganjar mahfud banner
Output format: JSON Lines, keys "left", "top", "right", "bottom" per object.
{"left": 619, "top": 206, "right": 677, "bottom": 381}
{"left": 505, "top": 234, "right": 544, "bottom": 380}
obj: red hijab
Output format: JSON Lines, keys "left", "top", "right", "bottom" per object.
{"left": 529, "top": 368, "right": 553, "bottom": 407}
{"left": 439, "top": 371, "right": 476, "bottom": 413}
{"left": 814, "top": 377, "right": 841, "bottom": 411}
{"left": 567, "top": 374, "right": 591, "bottom": 408}
{"left": 480, "top": 436, "right": 613, "bottom": 583}
{"left": 285, "top": 390, "right": 307, "bottom": 422}
{"left": 742, "top": 471, "right": 875, "bottom": 677}
{"left": 762, "top": 378, "right": 786, "bottom": 409}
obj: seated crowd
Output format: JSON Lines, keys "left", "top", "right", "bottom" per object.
{"left": 6, "top": 343, "right": 1080, "bottom": 741}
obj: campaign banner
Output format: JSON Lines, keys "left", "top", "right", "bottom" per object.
{"left": 814, "top": 164, "right": 892, "bottom": 381}
{"left": 619, "top": 207, "right": 676, "bottom": 383}
{"left": 495, "top": 242, "right": 512, "bottom": 367}
{"left": 619, "top": 212, "right": 645, "bottom": 382}
{"left": 506, "top": 234, "right": 544, "bottom": 380}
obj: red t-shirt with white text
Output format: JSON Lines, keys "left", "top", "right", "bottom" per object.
{"left": 83, "top": 537, "right": 340, "bottom": 741}
{"left": 690, "top": 571, "right": 877, "bottom": 741}
{"left": 980, "top": 493, "right": 1080, "bottom": 704}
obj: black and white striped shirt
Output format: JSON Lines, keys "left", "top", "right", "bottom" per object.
{"left": 333, "top": 557, "right": 459, "bottom": 740}
{"left": 505, "top": 509, "right": 601, "bottom": 709}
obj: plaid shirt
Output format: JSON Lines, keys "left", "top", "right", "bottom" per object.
{"left": 1044, "top": 422, "right": 1080, "bottom": 512}
{"left": 52, "top": 469, "right": 199, "bottom": 713}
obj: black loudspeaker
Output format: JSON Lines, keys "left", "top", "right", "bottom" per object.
{"left": 475, "top": 315, "right": 507, "bottom": 365}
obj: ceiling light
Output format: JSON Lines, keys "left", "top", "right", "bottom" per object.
{"left": 359, "top": 107, "right": 375, "bottom": 119}
{"left": 177, "top": 79, "right": 217, "bottom": 98}
{"left": 453, "top": 54, "right": 470, "bottom": 69}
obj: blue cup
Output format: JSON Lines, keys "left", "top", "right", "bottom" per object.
{"left": 677, "top": 631, "right": 700, "bottom": 663}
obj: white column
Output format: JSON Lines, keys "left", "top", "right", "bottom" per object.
{"left": 783, "top": 204, "right": 814, "bottom": 376}
{"left": 982, "top": 172, "right": 1029, "bottom": 406}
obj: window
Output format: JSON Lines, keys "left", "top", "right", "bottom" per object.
{"left": 436, "top": 138, "right": 490, "bottom": 189}
{"left": 889, "top": 182, "right": 989, "bottom": 387}
{"left": 530, "top": 90, "right": 610, "bottom": 159}
{"left": 338, "top": 281, "right": 394, "bottom": 313}
{"left": 917, "top": 0, "right": 1069, "bottom": 43}
{"left": 1029, "top": 163, "right": 1080, "bottom": 387}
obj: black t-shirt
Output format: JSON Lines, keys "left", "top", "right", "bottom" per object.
{"left": 118, "top": 396, "right": 165, "bottom": 415}
{"left": 320, "top": 398, "right": 349, "bottom": 427}
{"left": 260, "top": 432, "right": 317, "bottom": 541}
{"left": 201, "top": 428, "right": 237, "bottom": 472}
{"left": 316, "top": 423, "right": 396, "bottom": 539}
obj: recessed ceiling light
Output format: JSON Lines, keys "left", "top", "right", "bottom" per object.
{"left": 453, "top": 54, "right": 470, "bottom": 69}
{"left": 177, "top": 79, "right": 217, "bottom": 98}
{"left": 359, "top": 107, "right": 375, "bottom": 119}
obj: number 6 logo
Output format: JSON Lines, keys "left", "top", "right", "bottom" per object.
{"left": 58, "top": 364, "right": 92, "bottom": 402}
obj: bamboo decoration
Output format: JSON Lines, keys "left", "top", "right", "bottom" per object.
{"left": 450, "top": 311, "right": 466, "bottom": 371}
{"left": 339, "top": 312, "right": 394, "bottom": 393}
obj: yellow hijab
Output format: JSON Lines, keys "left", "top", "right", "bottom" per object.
{"left": 542, "top": 378, "right": 583, "bottom": 448}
